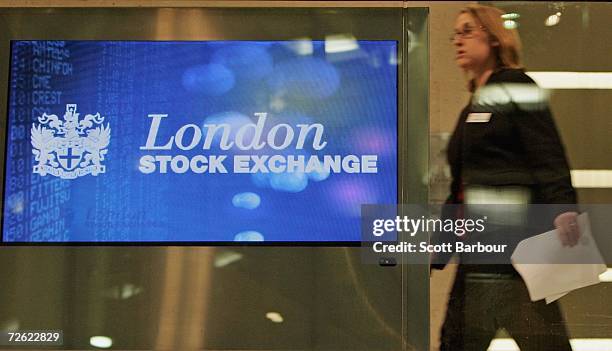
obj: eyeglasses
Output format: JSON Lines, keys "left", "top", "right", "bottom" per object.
{"left": 449, "top": 25, "right": 486, "bottom": 43}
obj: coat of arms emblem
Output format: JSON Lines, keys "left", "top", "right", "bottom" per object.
{"left": 31, "top": 104, "right": 110, "bottom": 179}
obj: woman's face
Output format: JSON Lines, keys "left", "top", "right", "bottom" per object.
{"left": 453, "top": 13, "right": 494, "bottom": 71}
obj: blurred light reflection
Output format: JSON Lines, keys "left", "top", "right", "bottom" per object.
{"left": 571, "top": 170, "right": 612, "bottom": 188}
{"left": 232, "top": 192, "right": 261, "bottom": 210}
{"left": 324, "top": 34, "right": 359, "bottom": 53}
{"left": 214, "top": 251, "right": 244, "bottom": 268}
{"left": 545, "top": 12, "right": 562, "bottom": 27}
{"left": 285, "top": 38, "right": 314, "bottom": 56}
{"left": 527, "top": 72, "right": 612, "bottom": 89}
{"left": 234, "top": 231, "right": 264, "bottom": 242}
{"left": 90, "top": 336, "right": 113, "bottom": 349}
{"left": 265, "top": 312, "right": 284, "bottom": 323}
{"left": 488, "top": 338, "right": 612, "bottom": 351}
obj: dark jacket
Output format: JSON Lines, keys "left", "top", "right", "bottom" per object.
{"left": 446, "top": 67, "right": 577, "bottom": 205}
{"left": 432, "top": 67, "right": 577, "bottom": 269}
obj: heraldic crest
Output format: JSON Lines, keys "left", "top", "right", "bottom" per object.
{"left": 31, "top": 104, "right": 110, "bottom": 179}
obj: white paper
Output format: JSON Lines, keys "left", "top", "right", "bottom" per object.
{"left": 512, "top": 212, "right": 606, "bottom": 302}
{"left": 545, "top": 291, "right": 568, "bottom": 304}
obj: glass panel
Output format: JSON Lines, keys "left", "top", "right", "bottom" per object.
{"left": 487, "top": 3, "right": 612, "bottom": 349}
{"left": 0, "top": 6, "right": 430, "bottom": 351}
{"left": 430, "top": 2, "right": 612, "bottom": 350}
{"left": 0, "top": 247, "right": 408, "bottom": 350}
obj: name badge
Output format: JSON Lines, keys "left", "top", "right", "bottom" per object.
{"left": 466, "top": 112, "right": 492, "bottom": 123}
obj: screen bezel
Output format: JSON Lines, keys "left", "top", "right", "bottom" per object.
{"left": 0, "top": 7, "right": 425, "bottom": 246}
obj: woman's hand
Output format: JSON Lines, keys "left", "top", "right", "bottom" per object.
{"left": 554, "top": 211, "right": 580, "bottom": 247}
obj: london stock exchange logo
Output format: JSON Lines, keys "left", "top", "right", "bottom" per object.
{"left": 31, "top": 104, "right": 110, "bottom": 179}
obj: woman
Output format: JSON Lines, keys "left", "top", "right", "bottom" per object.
{"left": 437, "top": 4, "right": 581, "bottom": 350}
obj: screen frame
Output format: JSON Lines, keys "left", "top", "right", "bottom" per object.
{"left": 0, "top": 6, "right": 427, "bottom": 246}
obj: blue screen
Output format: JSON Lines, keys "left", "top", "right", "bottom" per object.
{"left": 3, "top": 40, "right": 397, "bottom": 243}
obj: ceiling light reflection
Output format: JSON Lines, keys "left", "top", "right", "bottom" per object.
{"left": 503, "top": 20, "right": 518, "bottom": 29}
{"left": 214, "top": 251, "right": 243, "bottom": 268}
{"left": 324, "top": 34, "right": 359, "bottom": 53}
{"left": 90, "top": 336, "right": 113, "bottom": 349}
{"left": 266, "top": 312, "right": 284, "bottom": 323}
{"left": 488, "top": 338, "right": 519, "bottom": 351}
{"left": 571, "top": 170, "right": 612, "bottom": 188}
{"left": 545, "top": 12, "right": 562, "bottom": 27}
{"left": 286, "top": 38, "right": 314, "bottom": 56}
{"left": 489, "top": 338, "right": 612, "bottom": 351}
{"left": 526, "top": 72, "right": 612, "bottom": 89}
{"left": 103, "top": 283, "right": 143, "bottom": 300}
{"left": 599, "top": 268, "right": 612, "bottom": 282}
{"left": 501, "top": 13, "right": 520, "bottom": 20}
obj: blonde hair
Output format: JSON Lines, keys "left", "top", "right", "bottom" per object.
{"left": 459, "top": 5, "right": 523, "bottom": 91}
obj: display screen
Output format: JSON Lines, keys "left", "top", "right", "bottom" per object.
{"left": 2, "top": 40, "right": 398, "bottom": 243}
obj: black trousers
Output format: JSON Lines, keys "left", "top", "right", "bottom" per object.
{"left": 439, "top": 265, "right": 572, "bottom": 351}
